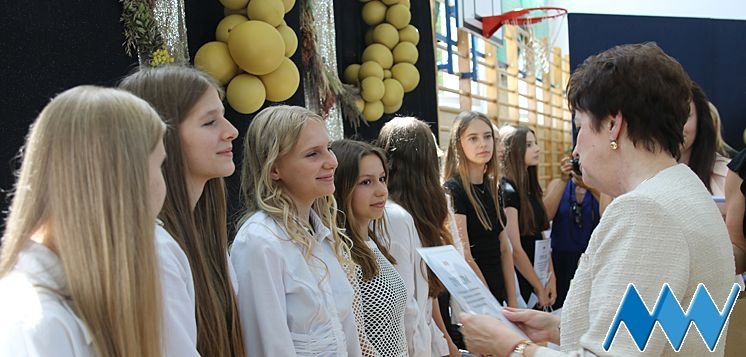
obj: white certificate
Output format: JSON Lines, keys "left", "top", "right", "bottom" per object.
{"left": 417, "top": 245, "right": 527, "bottom": 337}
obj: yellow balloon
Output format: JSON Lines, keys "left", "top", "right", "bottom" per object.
{"left": 743, "top": 128, "right": 746, "bottom": 145}
{"left": 386, "top": 4, "right": 411, "bottom": 30}
{"left": 354, "top": 97, "right": 365, "bottom": 112}
{"left": 282, "top": 0, "right": 296, "bottom": 13}
{"left": 398, "top": 0, "right": 410, "bottom": 8}
{"left": 362, "top": 1, "right": 387, "bottom": 26}
{"left": 383, "top": 69, "right": 392, "bottom": 78}
{"left": 363, "top": 101, "right": 384, "bottom": 121}
{"left": 343, "top": 64, "right": 361, "bottom": 84}
{"left": 220, "top": 0, "right": 249, "bottom": 10}
{"left": 247, "top": 0, "right": 285, "bottom": 27}
{"left": 398, "top": 25, "right": 420, "bottom": 45}
{"left": 362, "top": 43, "right": 393, "bottom": 69}
{"left": 224, "top": 7, "right": 247, "bottom": 16}
{"left": 358, "top": 61, "right": 384, "bottom": 80}
{"left": 260, "top": 57, "right": 300, "bottom": 102}
{"left": 391, "top": 62, "right": 419, "bottom": 92}
{"left": 361, "top": 77, "right": 385, "bottom": 102}
{"left": 383, "top": 100, "right": 402, "bottom": 114}
{"left": 372, "top": 23, "right": 400, "bottom": 49}
{"left": 393, "top": 41, "right": 418, "bottom": 64}
{"left": 381, "top": 78, "right": 404, "bottom": 107}
{"left": 228, "top": 21, "right": 285, "bottom": 75}
{"left": 227, "top": 74, "right": 266, "bottom": 114}
{"left": 364, "top": 29, "right": 374, "bottom": 46}
{"left": 216, "top": 14, "right": 248, "bottom": 43}
{"left": 276, "top": 25, "right": 298, "bottom": 57}
{"left": 194, "top": 41, "right": 239, "bottom": 86}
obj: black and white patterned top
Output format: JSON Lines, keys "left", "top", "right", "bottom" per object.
{"left": 358, "top": 240, "right": 409, "bottom": 357}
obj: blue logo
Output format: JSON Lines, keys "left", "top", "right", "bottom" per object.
{"left": 603, "top": 283, "right": 740, "bottom": 351}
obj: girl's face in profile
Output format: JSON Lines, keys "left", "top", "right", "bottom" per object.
{"left": 524, "top": 130, "right": 541, "bottom": 167}
{"left": 179, "top": 88, "right": 238, "bottom": 184}
{"left": 351, "top": 154, "right": 388, "bottom": 223}
{"left": 271, "top": 119, "right": 338, "bottom": 209}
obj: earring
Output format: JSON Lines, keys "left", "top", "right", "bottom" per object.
{"left": 610, "top": 140, "right": 618, "bottom": 150}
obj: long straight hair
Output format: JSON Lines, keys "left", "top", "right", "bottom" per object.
{"left": 377, "top": 117, "right": 453, "bottom": 297}
{"left": 119, "top": 65, "right": 245, "bottom": 357}
{"left": 442, "top": 111, "right": 504, "bottom": 230}
{"left": 239, "top": 105, "right": 352, "bottom": 267}
{"left": 500, "top": 125, "right": 549, "bottom": 235}
{"left": 0, "top": 86, "right": 164, "bottom": 356}
{"left": 332, "top": 139, "right": 396, "bottom": 280}
{"left": 687, "top": 83, "right": 719, "bottom": 193}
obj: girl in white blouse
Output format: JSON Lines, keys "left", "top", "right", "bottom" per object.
{"left": 120, "top": 65, "right": 245, "bottom": 357}
{"left": 231, "top": 105, "right": 362, "bottom": 356}
{"left": 332, "top": 139, "right": 409, "bottom": 357}
{"left": 0, "top": 86, "right": 166, "bottom": 356}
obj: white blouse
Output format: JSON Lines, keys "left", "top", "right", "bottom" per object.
{"left": 383, "top": 201, "right": 449, "bottom": 357}
{"left": 0, "top": 242, "right": 94, "bottom": 356}
{"left": 231, "top": 210, "right": 362, "bottom": 357}
{"left": 155, "top": 224, "right": 200, "bottom": 356}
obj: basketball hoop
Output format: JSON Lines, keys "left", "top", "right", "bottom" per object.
{"left": 482, "top": 7, "right": 567, "bottom": 76}
{"left": 481, "top": 7, "right": 567, "bottom": 39}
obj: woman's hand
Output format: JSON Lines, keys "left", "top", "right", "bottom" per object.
{"left": 459, "top": 313, "right": 524, "bottom": 356}
{"left": 559, "top": 157, "right": 573, "bottom": 182}
{"left": 503, "top": 307, "right": 561, "bottom": 344}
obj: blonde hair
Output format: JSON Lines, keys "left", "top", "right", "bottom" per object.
{"left": 708, "top": 101, "right": 736, "bottom": 157}
{"left": 0, "top": 86, "right": 164, "bottom": 356}
{"left": 442, "top": 111, "right": 504, "bottom": 231}
{"left": 240, "top": 105, "right": 352, "bottom": 266}
{"left": 119, "top": 65, "right": 245, "bottom": 357}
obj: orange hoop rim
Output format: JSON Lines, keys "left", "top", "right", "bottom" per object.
{"left": 480, "top": 7, "right": 567, "bottom": 38}
{"left": 498, "top": 7, "right": 568, "bottom": 26}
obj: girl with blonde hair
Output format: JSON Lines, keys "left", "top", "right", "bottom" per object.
{"left": 119, "top": 65, "right": 244, "bottom": 357}
{"left": 442, "top": 111, "right": 517, "bottom": 307}
{"left": 0, "top": 86, "right": 165, "bottom": 356}
{"left": 231, "top": 105, "right": 362, "bottom": 356}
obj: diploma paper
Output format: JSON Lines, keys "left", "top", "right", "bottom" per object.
{"left": 417, "top": 245, "right": 527, "bottom": 338}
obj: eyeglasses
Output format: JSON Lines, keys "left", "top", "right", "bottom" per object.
{"left": 570, "top": 200, "right": 583, "bottom": 228}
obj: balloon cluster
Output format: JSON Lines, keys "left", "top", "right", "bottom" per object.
{"left": 194, "top": 0, "right": 299, "bottom": 114}
{"left": 342, "top": 0, "right": 419, "bottom": 122}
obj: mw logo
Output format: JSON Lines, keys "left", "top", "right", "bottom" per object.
{"left": 603, "top": 283, "right": 740, "bottom": 352}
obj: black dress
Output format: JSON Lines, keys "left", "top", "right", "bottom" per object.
{"left": 444, "top": 177, "right": 509, "bottom": 304}
{"left": 501, "top": 177, "right": 548, "bottom": 305}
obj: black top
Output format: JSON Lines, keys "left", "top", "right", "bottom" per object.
{"left": 444, "top": 177, "right": 506, "bottom": 262}
{"left": 501, "top": 177, "right": 547, "bottom": 261}
{"left": 444, "top": 176, "right": 509, "bottom": 303}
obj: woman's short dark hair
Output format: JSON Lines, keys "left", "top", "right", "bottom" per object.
{"left": 567, "top": 42, "right": 692, "bottom": 159}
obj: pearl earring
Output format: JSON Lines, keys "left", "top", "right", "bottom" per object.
{"left": 610, "top": 141, "right": 618, "bottom": 150}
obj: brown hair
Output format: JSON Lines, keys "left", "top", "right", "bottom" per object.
{"left": 119, "top": 65, "right": 245, "bottom": 357}
{"left": 332, "top": 139, "right": 396, "bottom": 280}
{"left": 377, "top": 117, "right": 453, "bottom": 297}
{"left": 500, "top": 125, "right": 549, "bottom": 235}
{"left": 442, "top": 111, "right": 504, "bottom": 230}
{"left": 567, "top": 42, "right": 691, "bottom": 159}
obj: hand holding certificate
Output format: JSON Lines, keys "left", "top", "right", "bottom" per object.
{"left": 417, "top": 245, "right": 528, "bottom": 338}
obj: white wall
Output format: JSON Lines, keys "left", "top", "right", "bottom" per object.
{"left": 546, "top": 0, "right": 746, "bottom": 53}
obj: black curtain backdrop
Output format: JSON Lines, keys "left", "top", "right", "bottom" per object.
{"left": 568, "top": 13, "right": 746, "bottom": 151}
{"left": 0, "top": 1, "right": 438, "bottom": 232}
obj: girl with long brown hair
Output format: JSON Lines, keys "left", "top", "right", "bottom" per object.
{"left": 0, "top": 86, "right": 165, "bottom": 356}
{"left": 120, "top": 65, "right": 245, "bottom": 357}
{"left": 500, "top": 125, "right": 554, "bottom": 308}
{"left": 332, "top": 139, "right": 408, "bottom": 357}
{"left": 377, "top": 116, "right": 459, "bottom": 357}
{"left": 442, "top": 111, "right": 517, "bottom": 307}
